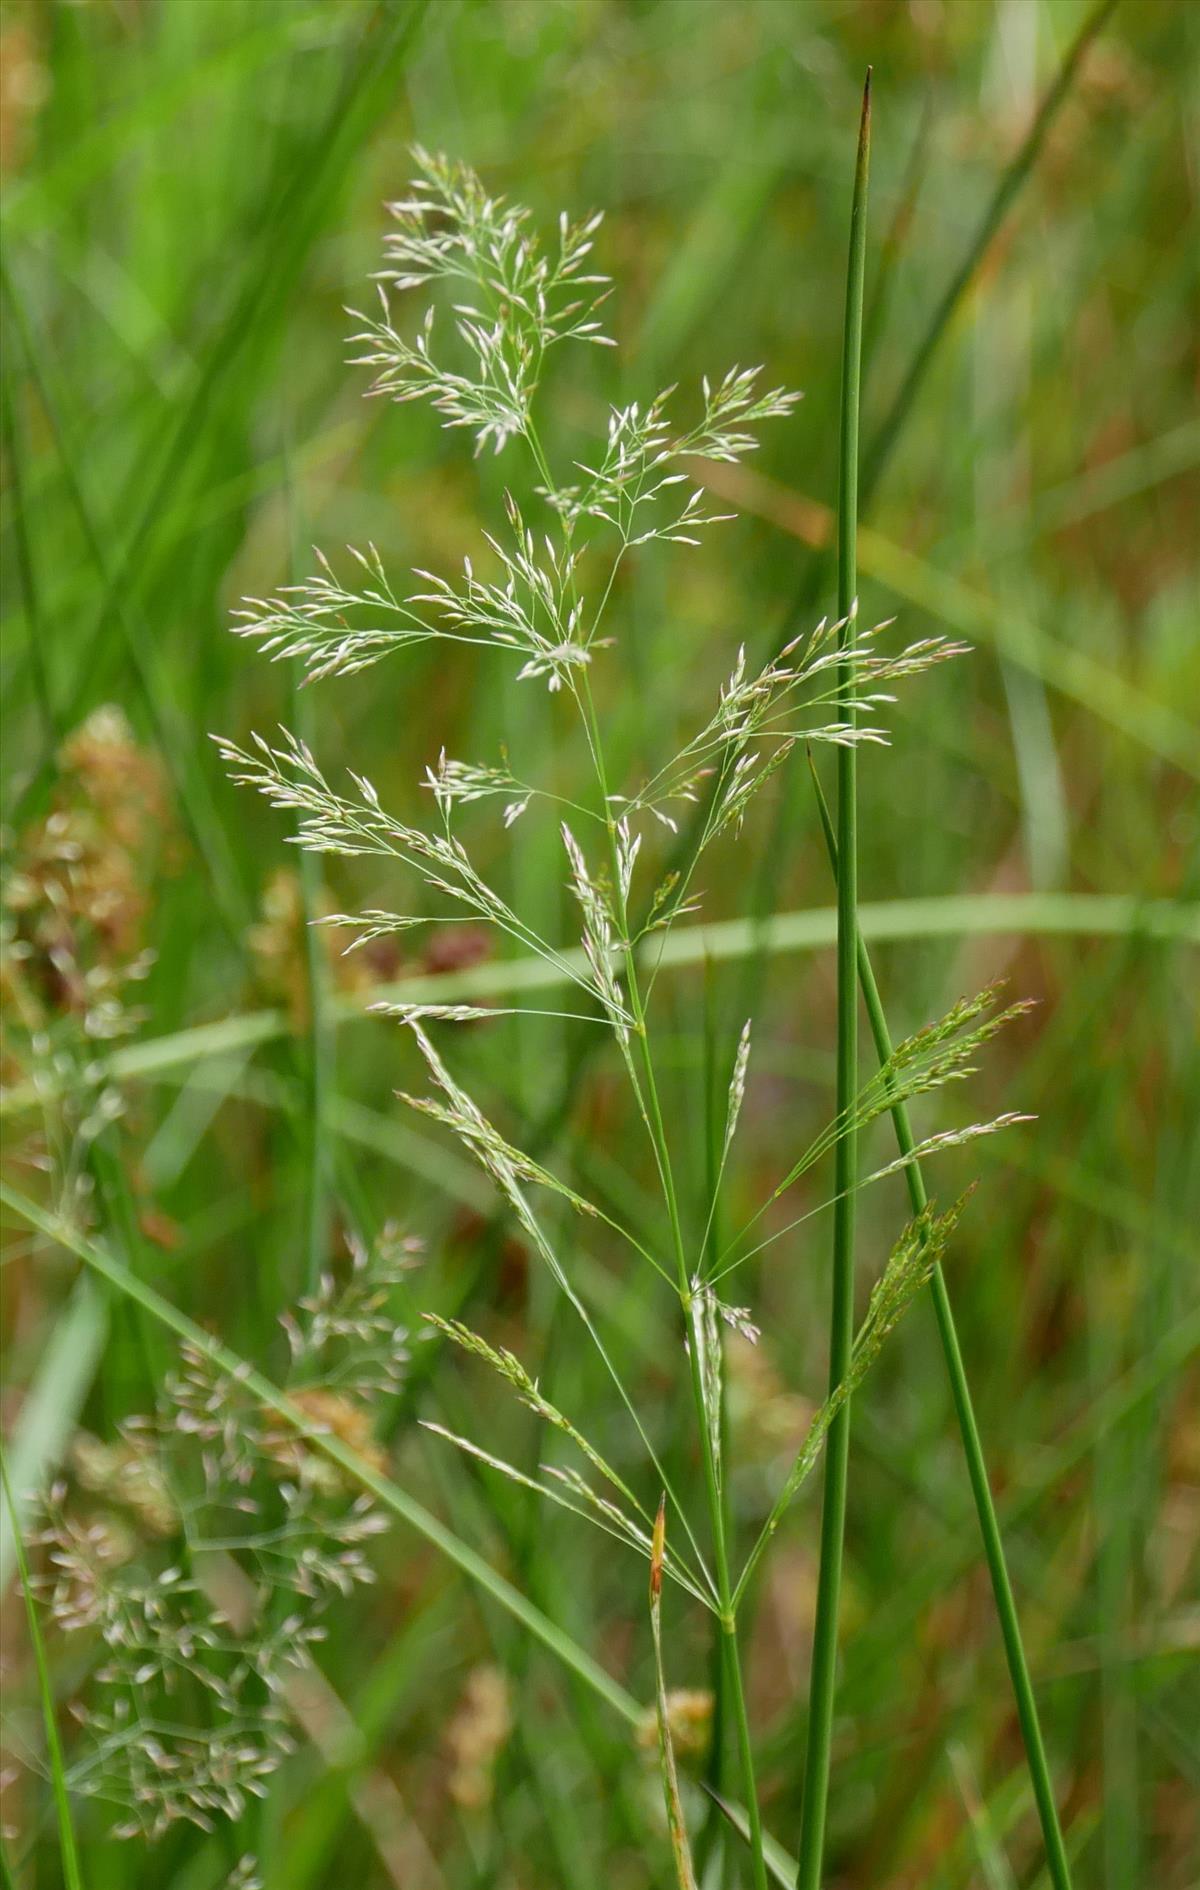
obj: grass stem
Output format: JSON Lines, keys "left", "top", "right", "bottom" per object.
{"left": 578, "top": 673, "right": 769, "bottom": 1888}
{"left": 622, "top": 896, "right": 769, "bottom": 1890}
{"left": 795, "top": 69, "right": 871, "bottom": 1890}
{"left": 807, "top": 760, "right": 1075, "bottom": 1890}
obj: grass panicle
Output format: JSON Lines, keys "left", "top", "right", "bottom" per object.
{"left": 207, "top": 130, "right": 1044, "bottom": 1888}
{"left": 209, "top": 134, "right": 1017, "bottom": 1886}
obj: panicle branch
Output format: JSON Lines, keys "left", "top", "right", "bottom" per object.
{"left": 734, "top": 1194, "right": 969, "bottom": 1606}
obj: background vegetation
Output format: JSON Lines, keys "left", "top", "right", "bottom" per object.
{"left": 1, "top": 2, "right": 1197, "bottom": 1887}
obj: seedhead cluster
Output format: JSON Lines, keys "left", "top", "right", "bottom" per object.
{"left": 21, "top": 1231, "right": 413, "bottom": 1843}
{"left": 1, "top": 707, "right": 172, "bottom": 1220}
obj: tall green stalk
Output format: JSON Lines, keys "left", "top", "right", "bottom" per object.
{"left": 795, "top": 71, "right": 871, "bottom": 1890}
{"left": 807, "top": 768, "right": 1075, "bottom": 1888}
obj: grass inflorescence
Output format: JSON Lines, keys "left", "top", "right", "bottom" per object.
{"left": 206, "top": 131, "right": 1046, "bottom": 1888}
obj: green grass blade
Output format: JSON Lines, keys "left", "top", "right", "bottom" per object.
{"left": 0, "top": 1277, "right": 107, "bottom": 1590}
{"left": 806, "top": 763, "right": 1076, "bottom": 1888}
{"left": 697, "top": 964, "right": 732, "bottom": 1887}
{"left": 284, "top": 462, "right": 335, "bottom": 1296}
{"left": 703, "top": 1787, "right": 799, "bottom": 1890}
{"left": 5, "top": 893, "right": 1191, "bottom": 1120}
{"left": 0, "top": 1445, "right": 84, "bottom": 1890}
{"left": 862, "top": 0, "right": 1121, "bottom": 495}
{"left": 698, "top": 462, "right": 1199, "bottom": 779}
{"left": 795, "top": 69, "right": 871, "bottom": 1890}
{"left": 0, "top": 263, "right": 251, "bottom": 939}
{"left": 0, "top": 368, "right": 57, "bottom": 747}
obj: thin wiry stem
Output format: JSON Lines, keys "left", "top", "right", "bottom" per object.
{"left": 796, "top": 70, "right": 870, "bottom": 1890}
{"left": 807, "top": 761, "right": 1075, "bottom": 1889}
{"left": 862, "top": 0, "right": 1120, "bottom": 498}
{"left": 624, "top": 971, "right": 768, "bottom": 1890}
{"left": 697, "top": 970, "right": 733, "bottom": 1881}
{"left": 403, "top": 1021, "right": 716, "bottom": 1596}
{"left": 573, "top": 673, "right": 770, "bottom": 1890}
{"left": 293, "top": 672, "right": 332, "bottom": 1298}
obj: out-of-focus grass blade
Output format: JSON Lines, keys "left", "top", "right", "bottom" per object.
{"left": 140, "top": 1044, "right": 259, "bottom": 1191}
{"left": 0, "top": 1180, "right": 641, "bottom": 1734}
{"left": 2, "top": 268, "right": 251, "bottom": 937}
{"left": 637, "top": 138, "right": 791, "bottom": 375}
{"left": 948, "top": 1742, "right": 1019, "bottom": 1890}
{"left": 0, "top": 371, "right": 56, "bottom": 745}
{"left": 946, "top": 418, "right": 1200, "bottom": 557}
{"left": 276, "top": 1591, "right": 456, "bottom": 1888}
{"left": 863, "top": 0, "right": 1121, "bottom": 494}
{"left": 0, "top": 6, "right": 334, "bottom": 236}
{"left": 6, "top": 0, "right": 431, "bottom": 833}
{"left": 0, "top": 1276, "right": 107, "bottom": 1589}
{"left": 694, "top": 459, "right": 1200, "bottom": 779}
{"left": 140, "top": 1050, "right": 496, "bottom": 1212}
{"left": 291, "top": 576, "right": 335, "bottom": 1296}
{"left": 3, "top": 892, "right": 1192, "bottom": 1118}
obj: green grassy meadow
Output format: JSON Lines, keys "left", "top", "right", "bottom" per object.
{"left": 1, "top": 2, "right": 1197, "bottom": 1886}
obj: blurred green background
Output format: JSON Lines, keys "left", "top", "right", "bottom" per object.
{"left": 2, "top": 1, "right": 1197, "bottom": 1886}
